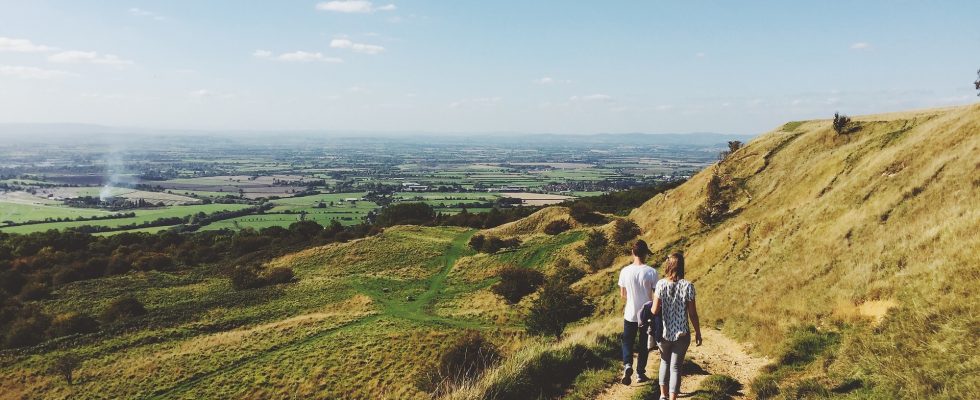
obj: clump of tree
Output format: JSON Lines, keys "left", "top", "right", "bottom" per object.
{"left": 833, "top": 112, "right": 853, "bottom": 135}
{"left": 696, "top": 172, "right": 731, "bottom": 226}
{"left": 491, "top": 266, "right": 545, "bottom": 304}
{"left": 468, "top": 234, "right": 521, "bottom": 254}
{"left": 543, "top": 219, "right": 572, "bottom": 235}
{"left": 525, "top": 279, "right": 594, "bottom": 339}
{"left": 375, "top": 202, "right": 437, "bottom": 227}
{"left": 975, "top": 69, "right": 980, "bottom": 96}
{"left": 228, "top": 265, "right": 295, "bottom": 290}
{"left": 562, "top": 180, "right": 684, "bottom": 216}
{"left": 417, "top": 330, "right": 502, "bottom": 395}
{"left": 99, "top": 295, "right": 146, "bottom": 324}
{"left": 719, "top": 140, "right": 743, "bottom": 160}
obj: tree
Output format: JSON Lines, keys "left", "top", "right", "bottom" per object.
{"left": 51, "top": 354, "right": 81, "bottom": 385}
{"left": 728, "top": 141, "right": 743, "bottom": 154}
{"left": 491, "top": 266, "right": 545, "bottom": 304}
{"left": 696, "top": 173, "right": 730, "bottom": 226}
{"left": 376, "top": 203, "right": 436, "bottom": 227}
{"left": 577, "top": 230, "right": 610, "bottom": 271}
{"left": 833, "top": 112, "right": 852, "bottom": 135}
{"left": 611, "top": 219, "right": 641, "bottom": 245}
{"left": 568, "top": 203, "right": 605, "bottom": 225}
{"left": 526, "top": 280, "right": 594, "bottom": 339}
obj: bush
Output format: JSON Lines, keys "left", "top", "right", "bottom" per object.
{"left": 479, "top": 237, "right": 521, "bottom": 254}
{"left": 526, "top": 280, "right": 594, "bottom": 339}
{"left": 577, "top": 230, "right": 610, "bottom": 271}
{"left": 551, "top": 258, "right": 585, "bottom": 286}
{"left": 693, "top": 374, "right": 743, "bottom": 400}
{"left": 568, "top": 203, "right": 605, "bottom": 225}
{"left": 229, "top": 265, "right": 263, "bottom": 290}
{"left": 419, "top": 331, "right": 501, "bottom": 394}
{"left": 49, "top": 354, "right": 82, "bottom": 385}
{"left": 751, "top": 373, "right": 780, "bottom": 399}
{"left": 47, "top": 312, "right": 99, "bottom": 337}
{"left": 262, "top": 267, "right": 295, "bottom": 285}
{"left": 543, "top": 219, "right": 572, "bottom": 235}
{"left": 132, "top": 252, "right": 175, "bottom": 271}
{"left": 100, "top": 296, "right": 146, "bottom": 324}
{"left": 611, "top": 219, "right": 641, "bottom": 245}
{"left": 4, "top": 314, "right": 51, "bottom": 348}
{"left": 491, "top": 266, "right": 545, "bottom": 304}
{"left": 18, "top": 282, "right": 51, "bottom": 301}
{"left": 786, "top": 379, "right": 830, "bottom": 399}
{"left": 468, "top": 234, "right": 486, "bottom": 251}
{"left": 376, "top": 202, "right": 436, "bottom": 227}
{"left": 696, "top": 173, "right": 729, "bottom": 226}
{"left": 833, "top": 112, "right": 852, "bottom": 135}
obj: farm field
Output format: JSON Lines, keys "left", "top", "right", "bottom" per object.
{"left": 0, "top": 198, "right": 113, "bottom": 225}
{"left": 0, "top": 203, "right": 252, "bottom": 234}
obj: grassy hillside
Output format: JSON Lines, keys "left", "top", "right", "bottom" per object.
{"left": 622, "top": 104, "right": 979, "bottom": 397}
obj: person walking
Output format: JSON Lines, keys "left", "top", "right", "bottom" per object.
{"left": 652, "top": 252, "right": 702, "bottom": 400}
{"left": 618, "top": 240, "right": 657, "bottom": 385}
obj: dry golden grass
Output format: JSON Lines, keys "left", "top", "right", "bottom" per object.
{"left": 480, "top": 206, "right": 580, "bottom": 238}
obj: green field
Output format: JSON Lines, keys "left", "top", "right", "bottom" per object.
{"left": 0, "top": 201, "right": 113, "bottom": 224}
{"left": 0, "top": 204, "right": 252, "bottom": 234}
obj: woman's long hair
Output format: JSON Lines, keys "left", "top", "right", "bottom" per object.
{"left": 663, "top": 252, "right": 685, "bottom": 281}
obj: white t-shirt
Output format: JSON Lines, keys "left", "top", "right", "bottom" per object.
{"left": 618, "top": 263, "right": 658, "bottom": 322}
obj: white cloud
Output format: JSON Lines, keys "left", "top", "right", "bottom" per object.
{"left": 189, "top": 89, "right": 237, "bottom": 100}
{"left": 330, "top": 38, "right": 385, "bottom": 55}
{"left": 315, "top": 1, "right": 396, "bottom": 13}
{"left": 0, "top": 65, "right": 75, "bottom": 79}
{"left": 850, "top": 42, "right": 871, "bottom": 50}
{"left": 0, "top": 37, "right": 57, "bottom": 52}
{"left": 129, "top": 8, "right": 166, "bottom": 21}
{"left": 254, "top": 50, "right": 343, "bottom": 63}
{"left": 48, "top": 51, "right": 134, "bottom": 66}
{"left": 570, "top": 94, "right": 612, "bottom": 102}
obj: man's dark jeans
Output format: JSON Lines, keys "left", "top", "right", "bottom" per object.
{"left": 622, "top": 319, "right": 650, "bottom": 374}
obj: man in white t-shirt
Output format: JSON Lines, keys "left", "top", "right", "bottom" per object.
{"left": 618, "top": 240, "right": 658, "bottom": 385}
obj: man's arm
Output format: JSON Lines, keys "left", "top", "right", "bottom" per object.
{"left": 620, "top": 286, "right": 627, "bottom": 299}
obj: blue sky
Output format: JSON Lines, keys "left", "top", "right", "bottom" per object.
{"left": 0, "top": 1, "right": 977, "bottom": 134}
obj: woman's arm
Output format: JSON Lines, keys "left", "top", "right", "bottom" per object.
{"left": 688, "top": 298, "right": 702, "bottom": 346}
{"left": 651, "top": 296, "right": 661, "bottom": 316}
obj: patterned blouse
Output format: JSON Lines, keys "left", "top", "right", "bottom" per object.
{"left": 655, "top": 278, "right": 696, "bottom": 341}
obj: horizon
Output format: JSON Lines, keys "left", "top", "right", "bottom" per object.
{"left": 1, "top": 1, "right": 978, "bottom": 134}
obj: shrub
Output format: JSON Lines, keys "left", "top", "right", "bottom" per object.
{"left": 229, "top": 265, "right": 263, "bottom": 290}
{"left": 833, "top": 112, "right": 852, "bottom": 135}
{"left": 696, "top": 173, "right": 730, "bottom": 226}
{"left": 132, "top": 252, "right": 174, "bottom": 271}
{"left": 468, "top": 234, "right": 486, "bottom": 251}
{"left": 100, "top": 296, "right": 146, "bottom": 324}
{"left": 611, "top": 219, "right": 641, "bottom": 245}
{"left": 4, "top": 314, "right": 51, "bottom": 348}
{"left": 480, "top": 237, "right": 521, "bottom": 254}
{"left": 18, "top": 282, "right": 51, "bottom": 301}
{"left": 974, "top": 68, "right": 979, "bottom": 95}
{"left": 419, "top": 331, "right": 501, "bottom": 394}
{"left": 262, "top": 267, "right": 295, "bottom": 285}
{"left": 787, "top": 379, "right": 830, "bottom": 399}
{"left": 51, "top": 354, "right": 81, "bottom": 385}
{"left": 491, "top": 266, "right": 545, "bottom": 304}
{"left": 47, "top": 312, "right": 99, "bottom": 337}
{"left": 577, "top": 230, "right": 610, "bottom": 271}
{"left": 751, "top": 373, "right": 780, "bottom": 399}
{"left": 693, "top": 374, "right": 743, "bottom": 400}
{"left": 543, "top": 219, "right": 572, "bottom": 235}
{"left": 777, "top": 325, "right": 840, "bottom": 367}
{"left": 568, "top": 203, "right": 605, "bottom": 225}
{"left": 526, "top": 280, "right": 594, "bottom": 339}
{"left": 551, "top": 258, "right": 585, "bottom": 286}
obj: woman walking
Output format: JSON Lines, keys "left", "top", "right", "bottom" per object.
{"left": 652, "top": 252, "right": 701, "bottom": 400}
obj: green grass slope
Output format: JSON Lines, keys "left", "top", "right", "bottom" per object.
{"left": 624, "top": 104, "right": 979, "bottom": 397}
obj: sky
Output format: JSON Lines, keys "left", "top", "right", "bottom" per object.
{"left": 0, "top": 1, "right": 978, "bottom": 135}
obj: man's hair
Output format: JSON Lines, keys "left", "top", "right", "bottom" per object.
{"left": 663, "top": 252, "right": 685, "bottom": 281}
{"left": 632, "top": 240, "right": 651, "bottom": 260}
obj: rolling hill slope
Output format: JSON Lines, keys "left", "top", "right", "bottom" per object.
{"left": 622, "top": 104, "right": 979, "bottom": 397}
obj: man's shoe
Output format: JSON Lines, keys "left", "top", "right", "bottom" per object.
{"left": 637, "top": 374, "right": 650, "bottom": 383}
{"left": 621, "top": 365, "right": 633, "bottom": 385}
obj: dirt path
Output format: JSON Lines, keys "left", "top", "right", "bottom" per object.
{"left": 596, "top": 329, "right": 770, "bottom": 400}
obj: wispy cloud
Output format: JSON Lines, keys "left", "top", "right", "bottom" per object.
{"left": 329, "top": 38, "right": 385, "bottom": 55}
{"left": 189, "top": 89, "right": 237, "bottom": 100}
{"left": 850, "top": 42, "right": 871, "bottom": 50}
{"left": 0, "top": 37, "right": 57, "bottom": 53}
{"left": 48, "top": 51, "right": 134, "bottom": 66}
{"left": 570, "top": 94, "right": 613, "bottom": 102}
{"left": 0, "top": 65, "right": 76, "bottom": 79}
{"left": 315, "top": 1, "right": 396, "bottom": 13}
{"left": 129, "top": 8, "right": 166, "bottom": 21}
{"left": 253, "top": 50, "right": 343, "bottom": 63}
